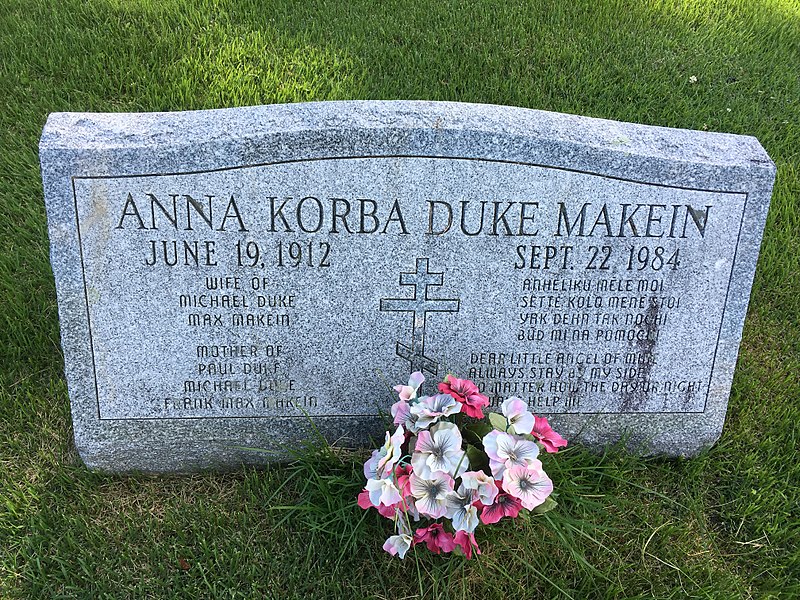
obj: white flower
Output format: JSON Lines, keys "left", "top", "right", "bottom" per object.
{"left": 377, "top": 425, "right": 405, "bottom": 476}
{"left": 460, "top": 470, "right": 499, "bottom": 505}
{"left": 383, "top": 534, "right": 413, "bottom": 559}
{"left": 689, "top": 75, "right": 698, "bottom": 84}
{"left": 364, "top": 425, "right": 405, "bottom": 479}
{"left": 446, "top": 485, "right": 480, "bottom": 533}
{"left": 390, "top": 399, "right": 419, "bottom": 432}
{"left": 483, "top": 430, "right": 540, "bottom": 479}
{"left": 502, "top": 465, "right": 553, "bottom": 510}
{"left": 410, "top": 393, "right": 461, "bottom": 430}
{"left": 409, "top": 471, "right": 454, "bottom": 519}
{"left": 455, "top": 504, "right": 479, "bottom": 533}
{"left": 411, "top": 421, "right": 469, "bottom": 479}
{"left": 501, "top": 397, "right": 535, "bottom": 435}
{"left": 366, "top": 477, "right": 403, "bottom": 507}
{"left": 363, "top": 449, "right": 380, "bottom": 480}
{"left": 393, "top": 371, "right": 425, "bottom": 401}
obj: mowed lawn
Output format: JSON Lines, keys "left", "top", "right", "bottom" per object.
{"left": 1, "top": 0, "right": 798, "bottom": 598}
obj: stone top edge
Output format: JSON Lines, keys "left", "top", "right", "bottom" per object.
{"left": 39, "top": 100, "right": 775, "bottom": 172}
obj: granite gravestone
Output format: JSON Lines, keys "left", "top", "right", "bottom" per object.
{"left": 40, "top": 101, "right": 774, "bottom": 472}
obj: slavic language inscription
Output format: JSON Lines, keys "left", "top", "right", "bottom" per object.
{"left": 74, "top": 157, "right": 742, "bottom": 420}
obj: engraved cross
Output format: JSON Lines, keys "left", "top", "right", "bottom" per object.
{"left": 380, "top": 258, "right": 460, "bottom": 376}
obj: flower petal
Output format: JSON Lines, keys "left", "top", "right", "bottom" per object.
{"left": 409, "top": 371, "right": 425, "bottom": 389}
{"left": 383, "top": 534, "right": 413, "bottom": 558}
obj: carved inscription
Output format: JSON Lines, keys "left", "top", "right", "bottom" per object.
{"left": 380, "top": 258, "right": 460, "bottom": 376}
{"left": 73, "top": 157, "right": 744, "bottom": 420}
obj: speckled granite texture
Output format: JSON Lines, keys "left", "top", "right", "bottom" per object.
{"left": 39, "top": 101, "right": 775, "bottom": 472}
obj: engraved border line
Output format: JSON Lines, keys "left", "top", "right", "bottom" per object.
{"left": 70, "top": 154, "right": 748, "bottom": 421}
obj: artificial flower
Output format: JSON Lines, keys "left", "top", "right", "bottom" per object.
{"left": 530, "top": 416, "right": 568, "bottom": 453}
{"left": 501, "top": 397, "right": 535, "bottom": 435}
{"left": 482, "top": 430, "right": 540, "bottom": 479}
{"left": 446, "top": 485, "right": 480, "bottom": 533}
{"left": 394, "top": 463, "right": 413, "bottom": 498}
{"left": 453, "top": 530, "right": 481, "bottom": 560}
{"left": 361, "top": 374, "right": 567, "bottom": 560}
{"left": 366, "top": 477, "right": 403, "bottom": 507}
{"left": 502, "top": 464, "right": 553, "bottom": 510}
{"left": 363, "top": 424, "right": 405, "bottom": 479}
{"left": 409, "top": 471, "right": 454, "bottom": 519}
{"left": 479, "top": 488, "right": 522, "bottom": 524}
{"left": 413, "top": 523, "right": 456, "bottom": 554}
{"left": 460, "top": 470, "right": 499, "bottom": 505}
{"left": 438, "top": 376, "right": 489, "bottom": 418}
{"left": 411, "top": 421, "right": 469, "bottom": 479}
{"left": 383, "top": 534, "right": 413, "bottom": 558}
{"left": 393, "top": 371, "right": 425, "bottom": 402}
{"left": 378, "top": 425, "right": 405, "bottom": 474}
{"left": 357, "top": 489, "right": 399, "bottom": 518}
{"left": 410, "top": 393, "right": 462, "bottom": 430}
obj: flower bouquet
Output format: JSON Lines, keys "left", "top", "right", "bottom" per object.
{"left": 358, "top": 372, "right": 567, "bottom": 559}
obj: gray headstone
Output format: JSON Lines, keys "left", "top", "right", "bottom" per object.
{"left": 40, "top": 101, "right": 774, "bottom": 472}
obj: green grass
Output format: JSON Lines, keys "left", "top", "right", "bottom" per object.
{"left": 1, "top": 0, "right": 798, "bottom": 597}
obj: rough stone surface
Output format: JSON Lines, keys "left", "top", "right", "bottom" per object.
{"left": 39, "top": 101, "right": 775, "bottom": 472}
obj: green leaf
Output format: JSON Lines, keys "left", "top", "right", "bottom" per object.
{"left": 488, "top": 412, "right": 508, "bottom": 431}
{"left": 464, "top": 422, "right": 493, "bottom": 441}
{"left": 465, "top": 444, "right": 490, "bottom": 473}
{"left": 462, "top": 427, "right": 482, "bottom": 445}
{"left": 533, "top": 497, "right": 558, "bottom": 515}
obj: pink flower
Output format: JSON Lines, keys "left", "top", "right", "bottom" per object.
{"left": 394, "top": 464, "right": 413, "bottom": 498}
{"left": 502, "top": 464, "right": 553, "bottom": 510}
{"left": 479, "top": 485, "right": 523, "bottom": 524}
{"left": 390, "top": 399, "right": 413, "bottom": 429}
{"left": 453, "top": 530, "right": 481, "bottom": 560}
{"left": 482, "top": 430, "right": 540, "bottom": 479}
{"left": 394, "top": 371, "right": 425, "bottom": 402}
{"left": 412, "top": 421, "right": 469, "bottom": 479}
{"left": 438, "top": 376, "right": 489, "bottom": 419}
{"left": 410, "top": 394, "right": 461, "bottom": 430}
{"left": 357, "top": 489, "right": 398, "bottom": 518}
{"left": 460, "top": 470, "right": 499, "bottom": 505}
{"left": 413, "top": 523, "right": 456, "bottom": 554}
{"left": 501, "top": 397, "right": 535, "bottom": 435}
{"left": 531, "top": 416, "right": 568, "bottom": 453}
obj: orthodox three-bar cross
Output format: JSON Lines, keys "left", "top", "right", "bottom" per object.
{"left": 380, "top": 258, "right": 460, "bottom": 376}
